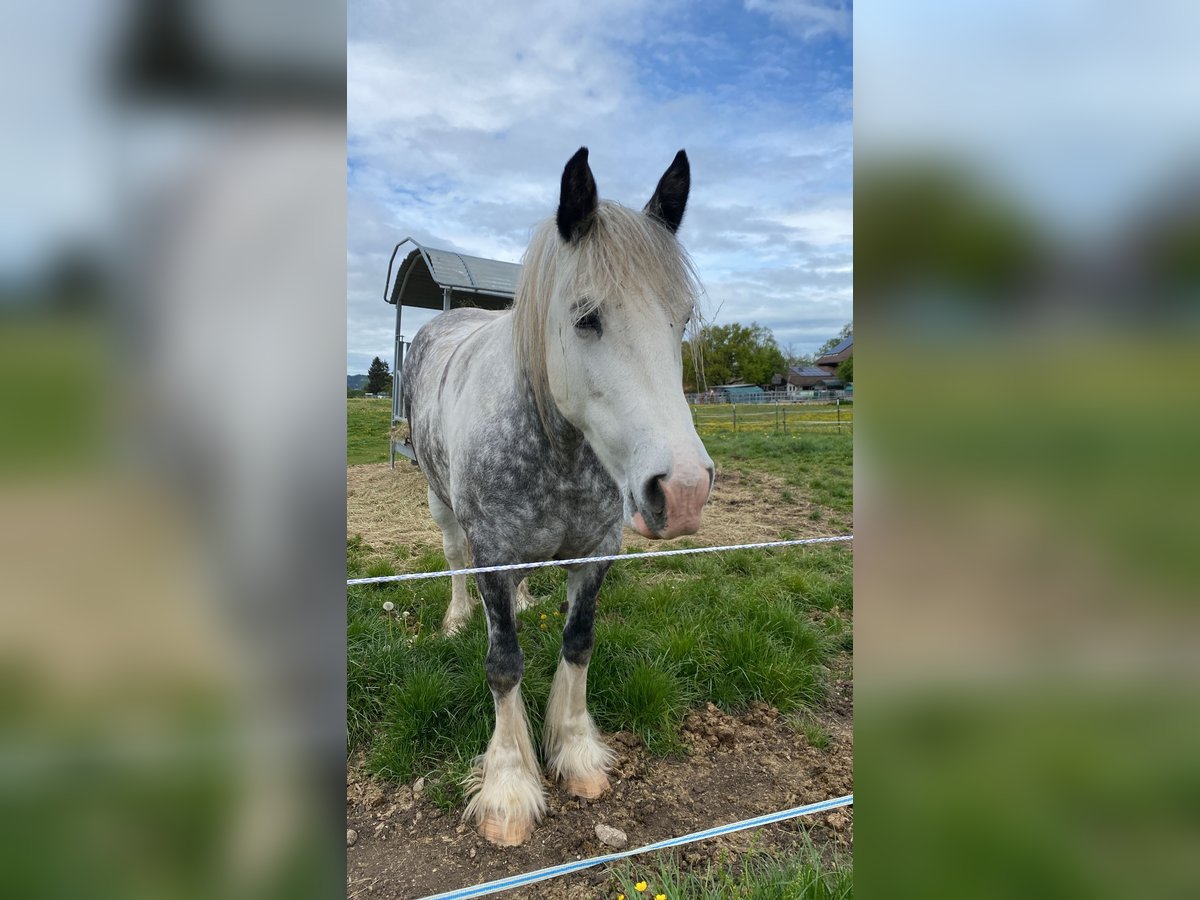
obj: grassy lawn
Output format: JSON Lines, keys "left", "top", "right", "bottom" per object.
{"left": 347, "top": 535, "right": 852, "bottom": 803}
{"left": 346, "top": 396, "right": 853, "bottom": 466}
{"left": 612, "top": 839, "right": 853, "bottom": 900}
{"left": 703, "top": 430, "right": 854, "bottom": 518}
{"left": 347, "top": 397, "right": 392, "bottom": 465}
{"left": 1, "top": 320, "right": 108, "bottom": 474}
{"left": 691, "top": 402, "right": 854, "bottom": 436}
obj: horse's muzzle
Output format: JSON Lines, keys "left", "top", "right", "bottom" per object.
{"left": 630, "top": 465, "right": 714, "bottom": 539}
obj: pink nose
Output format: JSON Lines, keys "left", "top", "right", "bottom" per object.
{"left": 631, "top": 465, "right": 712, "bottom": 539}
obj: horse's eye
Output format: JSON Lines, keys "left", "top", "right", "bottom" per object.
{"left": 574, "top": 310, "right": 602, "bottom": 333}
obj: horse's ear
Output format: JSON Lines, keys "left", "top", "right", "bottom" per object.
{"left": 644, "top": 149, "right": 690, "bottom": 233}
{"left": 557, "top": 147, "right": 599, "bottom": 242}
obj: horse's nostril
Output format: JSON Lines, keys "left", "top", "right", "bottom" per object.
{"left": 706, "top": 466, "right": 715, "bottom": 490}
{"left": 642, "top": 473, "right": 668, "bottom": 517}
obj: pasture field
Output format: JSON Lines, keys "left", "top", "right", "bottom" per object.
{"left": 345, "top": 395, "right": 853, "bottom": 898}
{"left": 347, "top": 396, "right": 853, "bottom": 460}
{"left": 347, "top": 397, "right": 394, "bottom": 465}
{"left": 691, "top": 400, "right": 854, "bottom": 436}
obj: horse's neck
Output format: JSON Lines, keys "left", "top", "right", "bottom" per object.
{"left": 519, "top": 381, "right": 581, "bottom": 459}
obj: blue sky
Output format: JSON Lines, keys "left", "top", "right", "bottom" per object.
{"left": 347, "top": 0, "right": 853, "bottom": 374}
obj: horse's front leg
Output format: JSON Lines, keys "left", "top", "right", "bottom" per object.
{"left": 544, "top": 558, "right": 616, "bottom": 799}
{"left": 463, "top": 568, "right": 545, "bottom": 846}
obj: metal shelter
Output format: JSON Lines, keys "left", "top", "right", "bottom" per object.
{"left": 383, "top": 237, "right": 521, "bottom": 466}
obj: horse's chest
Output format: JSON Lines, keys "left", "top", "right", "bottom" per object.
{"left": 462, "top": 459, "right": 621, "bottom": 561}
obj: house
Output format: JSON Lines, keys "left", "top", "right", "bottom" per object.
{"left": 781, "top": 366, "right": 844, "bottom": 391}
{"left": 814, "top": 336, "right": 853, "bottom": 374}
{"left": 712, "top": 383, "right": 766, "bottom": 403}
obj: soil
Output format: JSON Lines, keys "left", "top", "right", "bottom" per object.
{"left": 346, "top": 677, "right": 853, "bottom": 900}
{"left": 348, "top": 462, "right": 841, "bottom": 555}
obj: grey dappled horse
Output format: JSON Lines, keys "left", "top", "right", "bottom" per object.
{"left": 404, "top": 148, "right": 714, "bottom": 845}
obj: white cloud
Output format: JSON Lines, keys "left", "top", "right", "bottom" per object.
{"left": 347, "top": 0, "right": 852, "bottom": 374}
{"left": 743, "top": 0, "right": 852, "bottom": 41}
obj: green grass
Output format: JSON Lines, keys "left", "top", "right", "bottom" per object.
{"left": 348, "top": 398, "right": 854, "bottom": 475}
{"left": 801, "top": 721, "right": 833, "bottom": 751}
{"left": 690, "top": 402, "right": 853, "bottom": 437}
{"left": 611, "top": 839, "right": 853, "bottom": 899}
{"left": 704, "top": 431, "right": 854, "bottom": 519}
{"left": 347, "top": 536, "right": 853, "bottom": 803}
{"left": 0, "top": 319, "right": 108, "bottom": 474}
{"left": 347, "top": 397, "right": 392, "bottom": 465}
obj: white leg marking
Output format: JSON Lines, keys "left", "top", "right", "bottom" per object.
{"left": 513, "top": 577, "right": 536, "bottom": 613}
{"left": 543, "top": 658, "right": 615, "bottom": 799}
{"left": 463, "top": 686, "right": 545, "bottom": 845}
{"left": 429, "top": 490, "right": 477, "bottom": 636}
{"left": 441, "top": 571, "right": 475, "bottom": 636}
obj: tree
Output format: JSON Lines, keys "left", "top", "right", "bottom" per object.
{"left": 815, "top": 323, "right": 853, "bottom": 358}
{"left": 365, "top": 356, "right": 391, "bottom": 394}
{"left": 836, "top": 353, "right": 853, "bottom": 383}
{"left": 782, "top": 343, "right": 815, "bottom": 371}
{"left": 682, "top": 322, "right": 786, "bottom": 392}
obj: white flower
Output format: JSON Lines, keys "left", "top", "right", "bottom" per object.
{"left": 382, "top": 601, "right": 395, "bottom": 612}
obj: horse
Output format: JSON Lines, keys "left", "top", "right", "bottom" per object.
{"left": 403, "top": 147, "right": 714, "bottom": 846}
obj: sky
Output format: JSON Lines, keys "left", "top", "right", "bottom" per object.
{"left": 856, "top": 0, "right": 1200, "bottom": 240}
{"left": 346, "top": 0, "right": 853, "bottom": 374}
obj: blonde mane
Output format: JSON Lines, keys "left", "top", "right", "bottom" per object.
{"left": 511, "top": 201, "right": 701, "bottom": 434}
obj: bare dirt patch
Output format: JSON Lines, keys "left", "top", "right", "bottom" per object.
{"left": 346, "top": 678, "right": 853, "bottom": 900}
{"left": 348, "top": 463, "right": 836, "bottom": 554}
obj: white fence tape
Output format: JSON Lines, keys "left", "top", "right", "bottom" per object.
{"left": 417, "top": 793, "right": 854, "bottom": 900}
{"left": 347, "top": 535, "right": 853, "bottom": 586}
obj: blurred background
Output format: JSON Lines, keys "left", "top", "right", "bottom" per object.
{"left": 1, "top": 1, "right": 345, "bottom": 898}
{"left": 855, "top": 1, "right": 1200, "bottom": 897}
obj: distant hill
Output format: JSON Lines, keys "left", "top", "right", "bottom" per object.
{"left": 347, "top": 374, "right": 368, "bottom": 390}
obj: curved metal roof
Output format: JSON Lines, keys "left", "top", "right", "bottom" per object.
{"left": 385, "top": 237, "right": 521, "bottom": 311}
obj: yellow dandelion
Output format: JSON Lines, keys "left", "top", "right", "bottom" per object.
{"left": 635, "top": 882, "right": 647, "bottom": 893}
{"left": 540, "top": 613, "right": 548, "bottom": 620}
{"left": 539, "top": 623, "right": 547, "bottom": 630}
{"left": 554, "top": 610, "right": 561, "bottom": 617}
{"left": 617, "top": 895, "right": 625, "bottom": 900}
{"left": 655, "top": 894, "right": 666, "bottom": 900}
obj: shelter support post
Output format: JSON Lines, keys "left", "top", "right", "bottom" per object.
{"left": 391, "top": 298, "right": 403, "bottom": 469}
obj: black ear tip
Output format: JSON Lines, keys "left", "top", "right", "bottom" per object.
{"left": 558, "top": 147, "right": 599, "bottom": 242}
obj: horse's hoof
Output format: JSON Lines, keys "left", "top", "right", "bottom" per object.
{"left": 563, "top": 772, "right": 610, "bottom": 800}
{"left": 478, "top": 814, "right": 533, "bottom": 847}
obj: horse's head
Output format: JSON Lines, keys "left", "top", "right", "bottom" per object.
{"left": 515, "top": 147, "right": 714, "bottom": 539}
